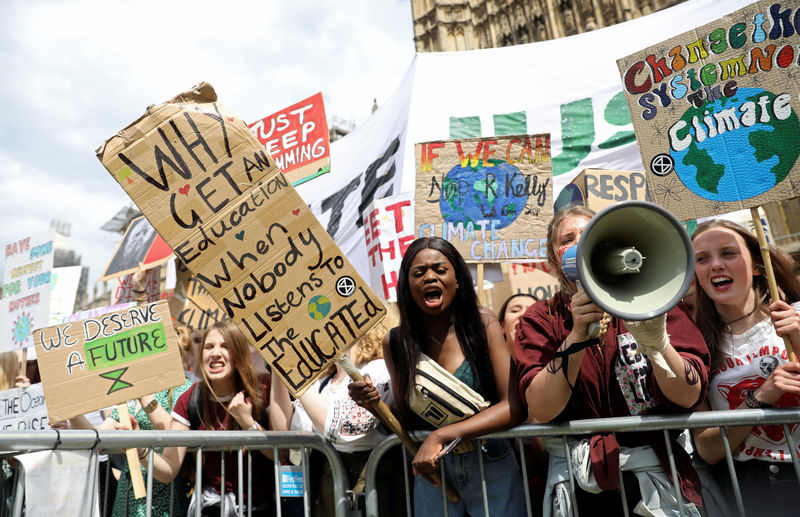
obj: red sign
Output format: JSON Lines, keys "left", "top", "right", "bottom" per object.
{"left": 249, "top": 92, "right": 331, "bottom": 186}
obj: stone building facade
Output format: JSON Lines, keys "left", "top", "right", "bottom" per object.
{"left": 411, "top": 0, "right": 686, "bottom": 52}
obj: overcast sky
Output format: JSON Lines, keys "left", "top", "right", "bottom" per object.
{"left": 0, "top": 0, "right": 415, "bottom": 292}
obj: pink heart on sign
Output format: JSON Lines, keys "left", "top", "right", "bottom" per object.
{"left": 178, "top": 184, "right": 190, "bottom": 196}
{"left": 292, "top": 208, "right": 301, "bottom": 216}
{"left": 227, "top": 117, "right": 234, "bottom": 122}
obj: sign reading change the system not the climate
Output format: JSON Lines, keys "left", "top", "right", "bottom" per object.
{"left": 415, "top": 135, "right": 553, "bottom": 263}
{"left": 96, "top": 83, "right": 385, "bottom": 397}
{"left": 33, "top": 301, "right": 185, "bottom": 422}
{"left": 618, "top": 1, "right": 800, "bottom": 221}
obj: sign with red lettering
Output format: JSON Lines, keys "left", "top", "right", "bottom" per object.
{"left": 1, "top": 231, "right": 54, "bottom": 352}
{"left": 415, "top": 135, "right": 553, "bottom": 263}
{"left": 618, "top": 0, "right": 800, "bottom": 221}
{"left": 490, "top": 262, "right": 560, "bottom": 311}
{"left": 113, "top": 267, "right": 161, "bottom": 305}
{"left": 249, "top": 92, "right": 331, "bottom": 187}
{"left": 568, "top": 169, "right": 651, "bottom": 212}
{"left": 362, "top": 193, "right": 415, "bottom": 302}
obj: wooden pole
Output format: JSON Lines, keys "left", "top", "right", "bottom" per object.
{"left": 750, "top": 207, "right": 797, "bottom": 363}
{"left": 477, "top": 263, "right": 486, "bottom": 307}
{"left": 117, "top": 402, "right": 146, "bottom": 499}
{"left": 337, "top": 356, "right": 459, "bottom": 502}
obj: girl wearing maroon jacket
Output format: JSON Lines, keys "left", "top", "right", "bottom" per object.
{"left": 514, "top": 205, "right": 710, "bottom": 516}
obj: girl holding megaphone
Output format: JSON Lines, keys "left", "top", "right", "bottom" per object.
{"left": 514, "top": 205, "right": 710, "bottom": 516}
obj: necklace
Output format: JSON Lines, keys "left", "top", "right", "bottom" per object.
{"left": 722, "top": 305, "right": 757, "bottom": 332}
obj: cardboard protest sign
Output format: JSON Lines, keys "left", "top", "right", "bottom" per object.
{"left": 415, "top": 135, "right": 552, "bottom": 263}
{"left": 362, "top": 192, "right": 415, "bottom": 302}
{"left": 171, "top": 262, "right": 229, "bottom": 331}
{"left": 249, "top": 92, "right": 331, "bottom": 187}
{"left": 618, "top": 1, "right": 800, "bottom": 221}
{"left": 97, "top": 83, "right": 385, "bottom": 396}
{"left": 490, "top": 262, "right": 560, "bottom": 311}
{"left": 567, "top": 169, "right": 651, "bottom": 212}
{"left": 1, "top": 232, "right": 55, "bottom": 352}
{"left": 33, "top": 301, "right": 184, "bottom": 422}
{"left": 0, "top": 383, "right": 50, "bottom": 431}
{"left": 114, "top": 267, "right": 161, "bottom": 305}
{"left": 99, "top": 216, "right": 173, "bottom": 281}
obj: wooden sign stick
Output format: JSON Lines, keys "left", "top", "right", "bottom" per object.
{"left": 750, "top": 207, "right": 797, "bottom": 363}
{"left": 477, "top": 263, "right": 486, "bottom": 307}
{"left": 117, "top": 402, "right": 146, "bottom": 499}
{"left": 337, "top": 356, "right": 459, "bottom": 503}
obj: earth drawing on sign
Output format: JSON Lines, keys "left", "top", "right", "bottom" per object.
{"left": 671, "top": 87, "right": 800, "bottom": 202}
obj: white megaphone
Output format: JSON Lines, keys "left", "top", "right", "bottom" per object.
{"left": 560, "top": 201, "right": 694, "bottom": 336}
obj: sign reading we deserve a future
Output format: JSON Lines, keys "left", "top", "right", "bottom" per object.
{"left": 96, "top": 83, "right": 385, "bottom": 396}
{"left": 618, "top": 1, "right": 800, "bottom": 221}
{"left": 33, "top": 301, "right": 184, "bottom": 422}
{"left": 415, "top": 135, "right": 553, "bottom": 263}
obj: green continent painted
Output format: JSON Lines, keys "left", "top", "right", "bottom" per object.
{"left": 683, "top": 142, "right": 726, "bottom": 193}
{"left": 84, "top": 322, "right": 167, "bottom": 371}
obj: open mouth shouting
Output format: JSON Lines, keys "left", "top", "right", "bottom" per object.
{"left": 710, "top": 275, "right": 733, "bottom": 291}
{"left": 208, "top": 359, "right": 227, "bottom": 374}
{"left": 423, "top": 286, "right": 444, "bottom": 309}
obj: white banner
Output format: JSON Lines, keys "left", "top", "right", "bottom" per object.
{"left": 363, "top": 192, "right": 415, "bottom": 302}
{"left": 296, "top": 0, "right": 753, "bottom": 281}
{"left": 48, "top": 266, "right": 84, "bottom": 326}
{"left": 17, "top": 450, "right": 99, "bottom": 516}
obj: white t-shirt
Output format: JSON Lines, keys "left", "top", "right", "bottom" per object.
{"left": 291, "top": 359, "right": 393, "bottom": 453}
{"left": 707, "top": 302, "right": 800, "bottom": 462}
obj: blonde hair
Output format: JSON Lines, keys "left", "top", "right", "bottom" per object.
{"left": 0, "top": 352, "right": 21, "bottom": 391}
{"left": 174, "top": 324, "right": 197, "bottom": 372}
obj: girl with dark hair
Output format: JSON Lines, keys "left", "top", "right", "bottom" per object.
{"left": 515, "top": 205, "right": 710, "bottom": 516}
{"left": 138, "top": 320, "right": 275, "bottom": 516}
{"left": 498, "top": 293, "right": 537, "bottom": 347}
{"left": 350, "top": 236, "right": 526, "bottom": 516}
{"left": 691, "top": 219, "right": 800, "bottom": 516}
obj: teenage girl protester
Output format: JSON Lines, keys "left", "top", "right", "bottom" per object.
{"left": 691, "top": 219, "right": 800, "bottom": 517}
{"left": 514, "top": 205, "right": 710, "bottom": 516}
{"left": 350, "top": 236, "right": 527, "bottom": 517}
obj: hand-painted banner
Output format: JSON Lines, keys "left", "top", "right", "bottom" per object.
{"left": 0, "top": 231, "right": 55, "bottom": 351}
{"left": 249, "top": 92, "right": 331, "bottom": 187}
{"left": 97, "top": 83, "right": 385, "bottom": 396}
{"left": 362, "top": 192, "right": 414, "bottom": 302}
{"left": 0, "top": 383, "right": 50, "bottom": 431}
{"left": 33, "top": 301, "right": 184, "bottom": 422}
{"left": 490, "top": 262, "right": 560, "bottom": 311}
{"left": 170, "top": 261, "right": 229, "bottom": 331}
{"left": 562, "top": 169, "right": 652, "bottom": 213}
{"left": 618, "top": 1, "right": 800, "bottom": 221}
{"left": 294, "top": 0, "right": 753, "bottom": 284}
{"left": 414, "top": 135, "right": 552, "bottom": 263}
{"left": 114, "top": 267, "right": 161, "bottom": 305}
{"left": 100, "top": 216, "right": 173, "bottom": 281}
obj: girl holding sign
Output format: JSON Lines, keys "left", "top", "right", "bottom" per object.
{"left": 350, "top": 236, "right": 527, "bottom": 517}
{"left": 691, "top": 219, "right": 800, "bottom": 516}
{"left": 138, "top": 320, "right": 274, "bottom": 516}
{"left": 514, "top": 205, "right": 710, "bottom": 516}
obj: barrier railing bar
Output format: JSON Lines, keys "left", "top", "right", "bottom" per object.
{"left": 662, "top": 429, "right": 685, "bottom": 517}
{"left": 516, "top": 437, "right": 533, "bottom": 517}
{"left": 88, "top": 449, "right": 99, "bottom": 517}
{"left": 220, "top": 448, "right": 226, "bottom": 517}
{"left": 718, "top": 428, "right": 744, "bottom": 517}
{"left": 476, "top": 441, "right": 490, "bottom": 517}
{"left": 562, "top": 436, "right": 579, "bottom": 517}
{"left": 237, "top": 447, "right": 244, "bottom": 517}
{"left": 247, "top": 449, "right": 252, "bottom": 517}
{"left": 194, "top": 446, "right": 202, "bottom": 517}
{"left": 146, "top": 448, "right": 154, "bottom": 517}
{"left": 402, "top": 447, "right": 411, "bottom": 517}
{"left": 301, "top": 447, "right": 311, "bottom": 517}
{"left": 11, "top": 464, "right": 23, "bottom": 517}
{"left": 273, "top": 446, "right": 282, "bottom": 517}
{"left": 103, "top": 459, "right": 110, "bottom": 517}
{"left": 613, "top": 432, "right": 630, "bottom": 517}
{"left": 782, "top": 423, "right": 800, "bottom": 486}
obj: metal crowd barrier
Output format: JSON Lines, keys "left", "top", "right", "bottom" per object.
{"left": 0, "top": 430, "right": 349, "bottom": 517}
{"left": 362, "top": 408, "right": 800, "bottom": 517}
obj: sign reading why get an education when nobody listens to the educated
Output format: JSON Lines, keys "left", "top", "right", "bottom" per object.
{"left": 96, "top": 83, "right": 385, "bottom": 397}
{"left": 33, "top": 301, "right": 185, "bottom": 422}
{"left": 415, "top": 135, "right": 553, "bottom": 263}
{"left": 618, "top": 1, "right": 800, "bottom": 221}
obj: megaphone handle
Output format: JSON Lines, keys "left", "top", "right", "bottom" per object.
{"left": 575, "top": 280, "right": 601, "bottom": 338}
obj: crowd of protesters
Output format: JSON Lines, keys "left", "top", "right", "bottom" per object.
{"left": 4, "top": 205, "right": 800, "bottom": 517}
